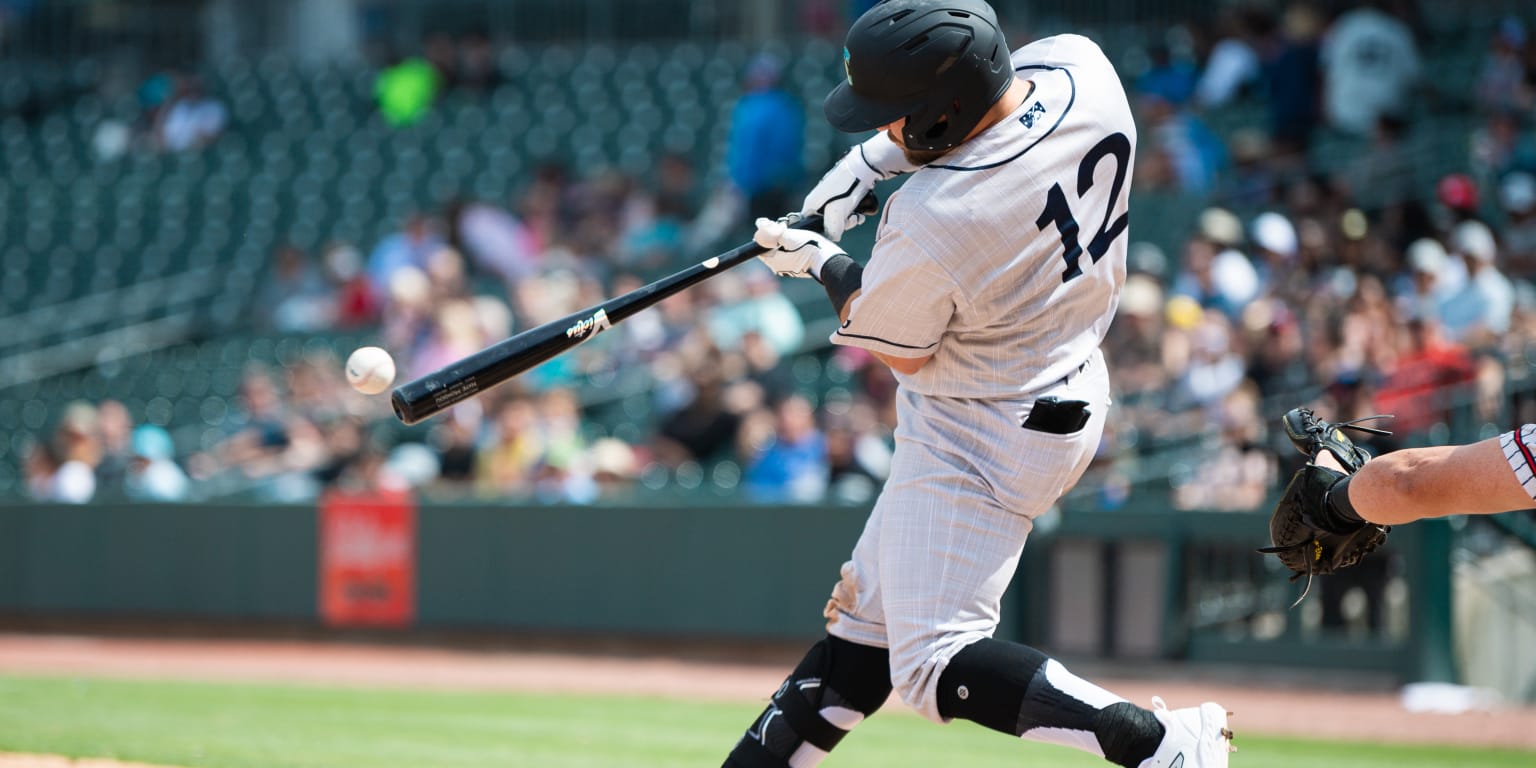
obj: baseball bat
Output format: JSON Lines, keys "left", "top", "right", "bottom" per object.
{"left": 389, "top": 194, "right": 877, "bottom": 425}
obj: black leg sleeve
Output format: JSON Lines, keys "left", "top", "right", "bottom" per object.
{"left": 936, "top": 639, "right": 1164, "bottom": 768}
{"left": 723, "top": 636, "right": 891, "bottom": 767}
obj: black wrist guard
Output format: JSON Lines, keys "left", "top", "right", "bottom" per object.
{"left": 817, "top": 254, "right": 863, "bottom": 317}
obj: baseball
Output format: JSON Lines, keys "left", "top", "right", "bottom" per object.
{"left": 345, "top": 346, "right": 396, "bottom": 395}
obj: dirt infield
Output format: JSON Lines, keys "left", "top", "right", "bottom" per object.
{"left": 0, "top": 756, "right": 185, "bottom": 768}
{"left": 2, "top": 632, "right": 1535, "bottom": 755}
{"left": 0, "top": 756, "right": 188, "bottom": 768}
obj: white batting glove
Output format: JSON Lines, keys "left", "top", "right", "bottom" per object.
{"left": 754, "top": 215, "right": 847, "bottom": 280}
{"left": 799, "top": 132, "right": 917, "bottom": 241}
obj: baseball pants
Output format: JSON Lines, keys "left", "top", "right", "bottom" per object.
{"left": 824, "top": 349, "right": 1110, "bottom": 721}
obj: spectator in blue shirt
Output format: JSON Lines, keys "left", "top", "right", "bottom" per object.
{"left": 367, "top": 213, "right": 445, "bottom": 294}
{"left": 744, "top": 395, "right": 827, "bottom": 503}
{"left": 725, "top": 54, "right": 806, "bottom": 220}
{"left": 1137, "top": 44, "right": 1197, "bottom": 107}
{"left": 1265, "top": 4, "right": 1324, "bottom": 158}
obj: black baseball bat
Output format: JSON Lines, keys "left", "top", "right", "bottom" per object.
{"left": 390, "top": 195, "right": 877, "bottom": 425}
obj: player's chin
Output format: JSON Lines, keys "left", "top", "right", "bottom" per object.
{"left": 901, "top": 145, "right": 953, "bottom": 166}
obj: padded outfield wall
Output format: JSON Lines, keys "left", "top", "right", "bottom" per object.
{"left": 0, "top": 498, "right": 1454, "bottom": 684}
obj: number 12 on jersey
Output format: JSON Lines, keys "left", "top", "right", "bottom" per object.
{"left": 1035, "top": 132, "right": 1131, "bottom": 283}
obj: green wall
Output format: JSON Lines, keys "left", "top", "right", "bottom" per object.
{"left": 0, "top": 504, "right": 316, "bottom": 620}
{"left": 0, "top": 502, "right": 878, "bottom": 639}
{"left": 416, "top": 504, "right": 870, "bottom": 638}
{"left": 0, "top": 501, "right": 1454, "bottom": 684}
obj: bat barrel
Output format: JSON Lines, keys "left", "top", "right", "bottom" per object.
{"left": 390, "top": 368, "right": 481, "bottom": 427}
{"left": 389, "top": 318, "right": 573, "bottom": 425}
{"left": 391, "top": 385, "right": 435, "bottom": 426}
{"left": 386, "top": 196, "right": 873, "bottom": 425}
{"left": 390, "top": 389, "right": 411, "bottom": 423}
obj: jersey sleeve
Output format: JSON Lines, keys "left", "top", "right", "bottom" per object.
{"left": 831, "top": 227, "right": 957, "bottom": 358}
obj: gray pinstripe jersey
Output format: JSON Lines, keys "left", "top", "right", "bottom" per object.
{"left": 832, "top": 35, "right": 1136, "bottom": 399}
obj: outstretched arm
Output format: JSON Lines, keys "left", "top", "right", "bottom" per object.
{"left": 1318, "top": 437, "right": 1535, "bottom": 524}
{"left": 1262, "top": 410, "right": 1536, "bottom": 599}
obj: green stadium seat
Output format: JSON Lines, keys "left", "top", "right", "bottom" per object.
{"left": 536, "top": 45, "right": 577, "bottom": 78}
{"left": 496, "top": 43, "right": 530, "bottom": 76}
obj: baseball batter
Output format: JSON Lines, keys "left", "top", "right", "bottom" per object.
{"left": 722, "top": 2, "right": 1232, "bottom": 768}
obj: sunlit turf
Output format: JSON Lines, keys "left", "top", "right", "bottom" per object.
{"left": 0, "top": 675, "right": 1530, "bottom": 767}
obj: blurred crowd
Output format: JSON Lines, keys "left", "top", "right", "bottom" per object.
{"left": 17, "top": 3, "right": 1536, "bottom": 512}
{"left": 1131, "top": 2, "right": 1536, "bottom": 198}
{"left": 1102, "top": 3, "right": 1536, "bottom": 512}
{"left": 23, "top": 131, "right": 903, "bottom": 505}
{"left": 87, "top": 69, "right": 230, "bottom": 160}
{"left": 21, "top": 42, "right": 892, "bottom": 507}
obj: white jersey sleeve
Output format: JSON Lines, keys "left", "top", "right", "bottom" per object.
{"left": 1009, "top": 33, "right": 1116, "bottom": 74}
{"left": 834, "top": 227, "right": 958, "bottom": 357}
{"left": 830, "top": 34, "right": 1136, "bottom": 399}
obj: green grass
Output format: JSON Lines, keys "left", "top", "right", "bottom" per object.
{"left": 0, "top": 675, "right": 1530, "bottom": 768}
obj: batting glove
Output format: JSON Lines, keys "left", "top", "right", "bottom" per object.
{"left": 754, "top": 215, "right": 847, "bottom": 280}
{"left": 799, "top": 132, "right": 917, "bottom": 241}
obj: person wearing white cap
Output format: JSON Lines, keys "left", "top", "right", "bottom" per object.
{"left": 1249, "top": 211, "right": 1298, "bottom": 298}
{"left": 1173, "top": 208, "right": 1260, "bottom": 319}
{"left": 125, "top": 425, "right": 191, "bottom": 502}
{"left": 1396, "top": 237, "right": 1449, "bottom": 322}
{"left": 1437, "top": 220, "right": 1512, "bottom": 344}
{"left": 1500, "top": 172, "right": 1536, "bottom": 270}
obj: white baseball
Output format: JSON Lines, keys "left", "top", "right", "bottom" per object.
{"left": 345, "top": 346, "right": 396, "bottom": 395}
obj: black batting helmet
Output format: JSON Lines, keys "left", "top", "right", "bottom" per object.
{"left": 825, "top": 0, "right": 1013, "bottom": 152}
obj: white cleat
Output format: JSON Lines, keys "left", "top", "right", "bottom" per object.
{"left": 1137, "top": 696, "right": 1235, "bottom": 768}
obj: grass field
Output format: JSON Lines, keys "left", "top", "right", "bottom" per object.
{"left": 1, "top": 675, "right": 1531, "bottom": 768}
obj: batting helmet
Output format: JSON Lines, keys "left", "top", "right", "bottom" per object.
{"left": 825, "top": 0, "right": 1013, "bottom": 152}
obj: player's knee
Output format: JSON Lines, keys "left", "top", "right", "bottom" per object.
{"left": 724, "top": 636, "right": 891, "bottom": 766}
{"left": 932, "top": 638, "right": 1048, "bottom": 732}
{"left": 812, "top": 635, "right": 893, "bottom": 718}
{"left": 886, "top": 633, "right": 989, "bottom": 722}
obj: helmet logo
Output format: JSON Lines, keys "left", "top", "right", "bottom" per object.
{"left": 843, "top": 47, "right": 854, "bottom": 86}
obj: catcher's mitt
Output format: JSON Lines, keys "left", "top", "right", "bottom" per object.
{"left": 1258, "top": 408, "right": 1393, "bottom": 605}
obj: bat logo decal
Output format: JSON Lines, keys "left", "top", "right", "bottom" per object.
{"left": 564, "top": 308, "right": 612, "bottom": 340}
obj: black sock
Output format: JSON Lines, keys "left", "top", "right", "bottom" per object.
{"left": 1095, "top": 702, "right": 1166, "bottom": 768}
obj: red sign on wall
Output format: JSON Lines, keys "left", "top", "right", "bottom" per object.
{"left": 318, "top": 488, "right": 417, "bottom": 628}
